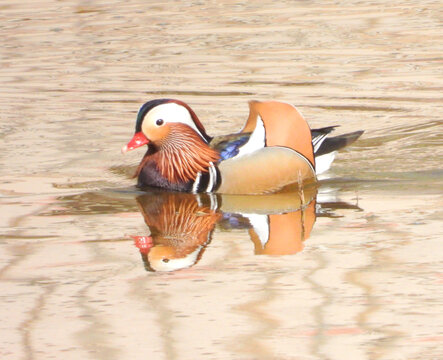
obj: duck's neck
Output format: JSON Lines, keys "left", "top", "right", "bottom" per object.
{"left": 139, "top": 124, "right": 220, "bottom": 184}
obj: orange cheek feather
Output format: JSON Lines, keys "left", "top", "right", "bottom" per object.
{"left": 142, "top": 122, "right": 171, "bottom": 144}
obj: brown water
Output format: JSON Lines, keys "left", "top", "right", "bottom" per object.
{"left": 1, "top": 1, "right": 442, "bottom": 359}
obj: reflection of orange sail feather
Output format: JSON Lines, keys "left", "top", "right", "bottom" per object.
{"left": 250, "top": 200, "right": 316, "bottom": 255}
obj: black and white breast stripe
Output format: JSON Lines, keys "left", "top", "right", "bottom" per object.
{"left": 191, "top": 162, "right": 221, "bottom": 193}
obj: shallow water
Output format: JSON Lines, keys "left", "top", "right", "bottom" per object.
{"left": 1, "top": 1, "right": 442, "bottom": 359}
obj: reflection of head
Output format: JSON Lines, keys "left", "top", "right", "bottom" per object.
{"left": 146, "top": 245, "right": 205, "bottom": 272}
{"left": 136, "top": 192, "right": 221, "bottom": 272}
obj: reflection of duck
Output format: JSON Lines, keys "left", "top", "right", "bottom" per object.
{"left": 247, "top": 200, "right": 316, "bottom": 255}
{"left": 122, "top": 99, "right": 363, "bottom": 194}
{"left": 133, "top": 187, "right": 318, "bottom": 271}
{"left": 135, "top": 192, "right": 221, "bottom": 272}
{"left": 130, "top": 186, "right": 364, "bottom": 272}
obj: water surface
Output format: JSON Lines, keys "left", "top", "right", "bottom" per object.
{"left": 1, "top": 1, "right": 442, "bottom": 359}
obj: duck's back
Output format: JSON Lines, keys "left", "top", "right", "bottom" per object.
{"left": 214, "top": 101, "right": 316, "bottom": 194}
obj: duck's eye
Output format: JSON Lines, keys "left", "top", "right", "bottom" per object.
{"left": 156, "top": 119, "right": 164, "bottom": 126}
{"left": 162, "top": 258, "right": 169, "bottom": 263}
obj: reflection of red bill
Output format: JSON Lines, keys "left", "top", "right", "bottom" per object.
{"left": 131, "top": 235, "right": 153, "bottom": 254}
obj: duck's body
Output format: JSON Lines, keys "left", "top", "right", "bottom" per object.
{"left": 123, "top": 99, "right": 363, "bottom": 194}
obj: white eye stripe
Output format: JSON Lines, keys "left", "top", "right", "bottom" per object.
{"left": 144, "top": 103, "right": 207, "bottom": 141}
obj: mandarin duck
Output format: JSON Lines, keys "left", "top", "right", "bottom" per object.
{"left": 122, "top": 99, "right": 363, "bottom": 194}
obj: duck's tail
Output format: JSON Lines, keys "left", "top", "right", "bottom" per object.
{"left": 312, "top": 127, "right": 364, "bottom": 175}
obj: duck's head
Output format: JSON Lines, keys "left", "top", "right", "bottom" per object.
{"left": 122, "top": 99, "right": 212, "bottom": 153}
{"left": 122, "top": 99, "right": 220, "bottom": 184}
